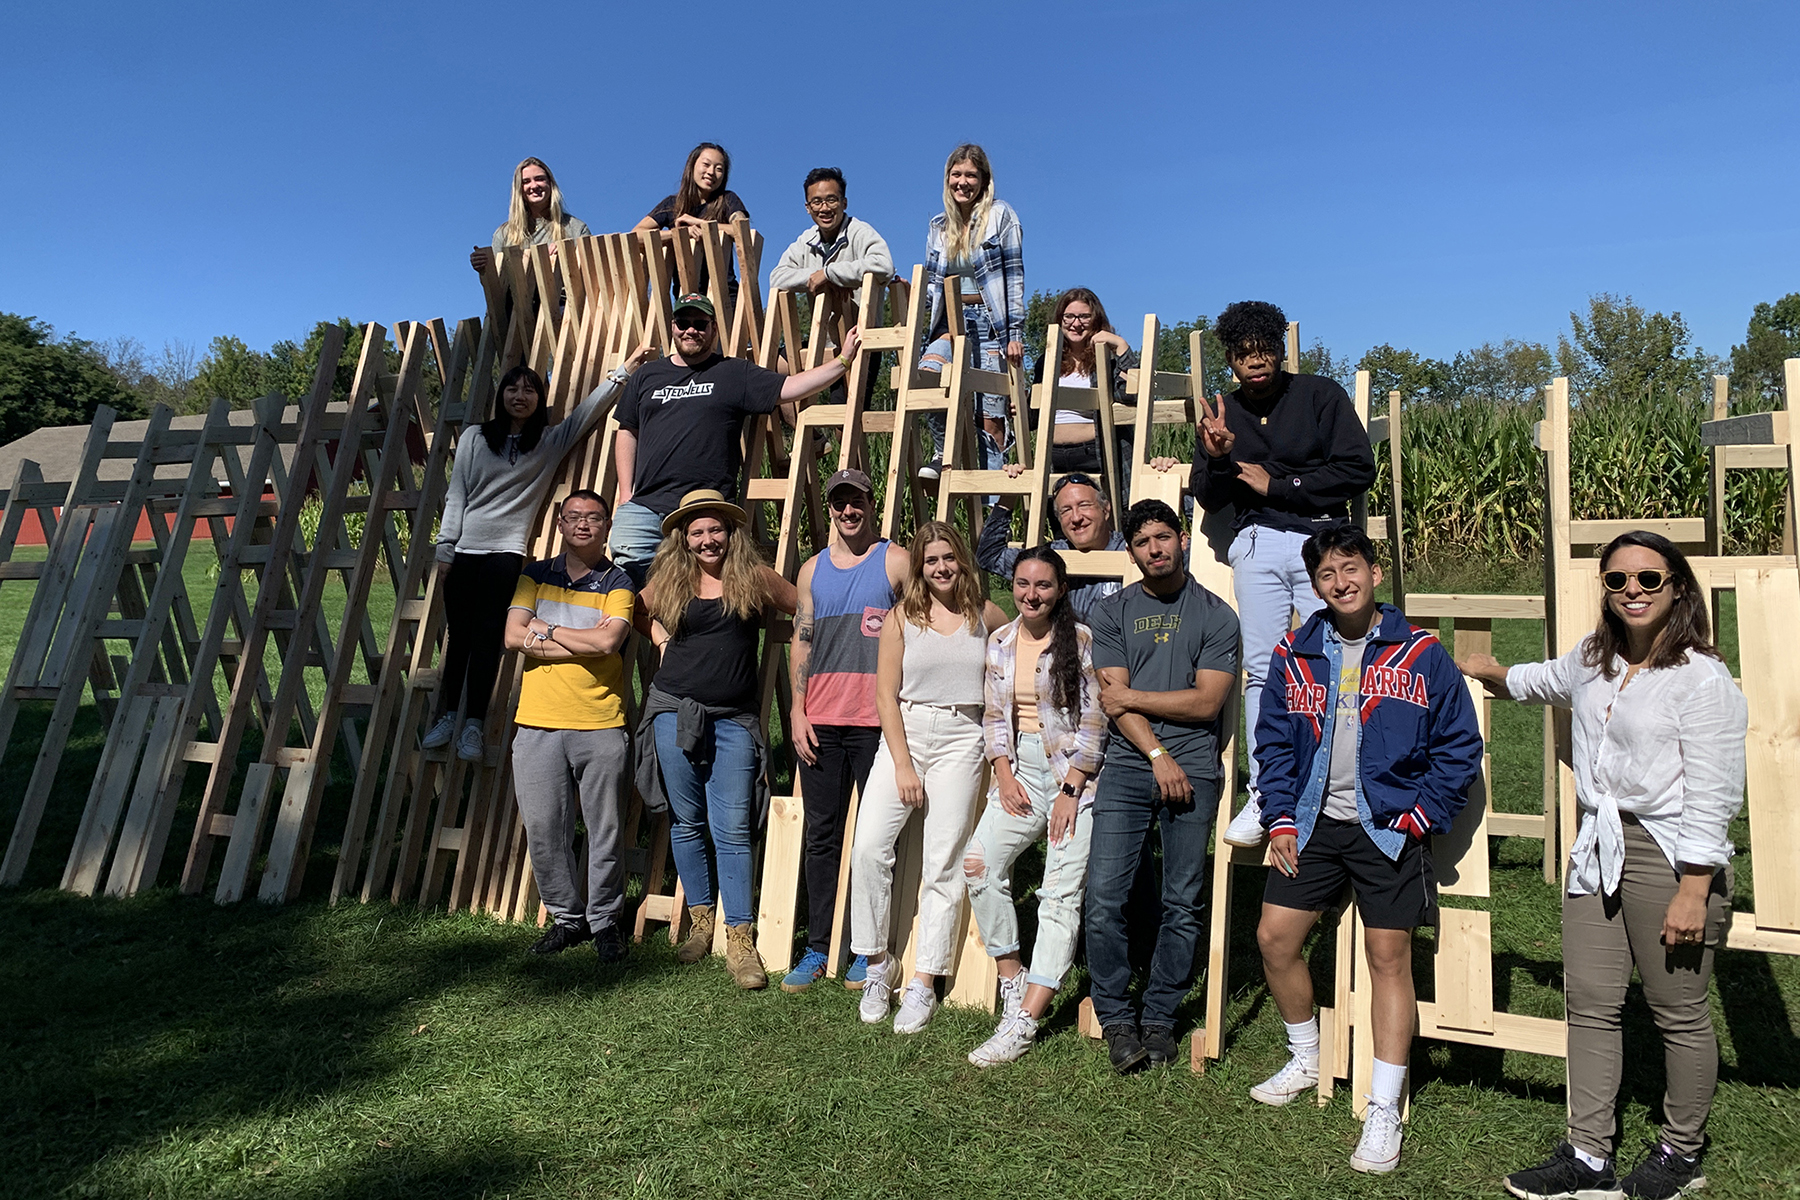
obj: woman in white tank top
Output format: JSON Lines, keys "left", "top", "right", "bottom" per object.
{"left": 849, "top": 521, "right": 1008, "bottom": 1034}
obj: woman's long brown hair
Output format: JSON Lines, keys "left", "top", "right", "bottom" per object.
{"left": 1051, "top": 287, "right": 1115, "bottom": 379}
{"left": 645, "top": 515, "right": 771, "bottom": 636}
{"left": 898, "top": 521, "right": 987, "bottom": 634}
{"left": 673, "top": 142, "right": 733, "bottom": 223}
{"left": 1580, "top": 530, "right": 1719, "bottom": 678}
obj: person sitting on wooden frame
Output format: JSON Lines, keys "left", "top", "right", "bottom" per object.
{"left": 632, "top": 142, "right": 750, "bottom": 305}
{"left": 1461, "top": 531, "right": 1746, "bottom": 1200}
{"left": 1191, "top": 299, "right": 1376, "bottom": 850}
{"left": 768, "top": 167, "right": 893, "bottom": 313}
{"left": 1027, "top": 287, "right": 1138, "bottom": 492}
{"left": 469, "top": 156, "right": 589, "bottom": 277}
{"left": 1250, "top": 523, "right": 1480, "bottom": 1175}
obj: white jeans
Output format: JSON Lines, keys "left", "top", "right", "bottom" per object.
{"left": 1229, "top": 524, "right": 1325, "bottom": 795}
{"left": 963, "top": 732, "right": 1094, "bottom": 990}
{"left": 849, "top": 701, "right": 985, "bottom": 975}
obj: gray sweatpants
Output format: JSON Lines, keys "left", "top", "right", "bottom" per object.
{"left": 1563, "top": 816, "right": 1732, "bottom": 1159}
{"left": 511, "top": 726, "right": 630, "bottom": 933}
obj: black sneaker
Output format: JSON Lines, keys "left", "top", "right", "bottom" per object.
{"left": 529, "top": 921, "right": 591, "bottom": 955}
{"left": 1619, "top": 1142, "right": 1704, "bottom": 1199}
{"left": 917, "top": 459, "right": 942, "bottom": 481}
{"left": 1140, "top": 1023, "right": 1179, "bottom": 1066}
{"left": 1503, "top": 1141, "right": 1620, "bottom": 1200}
{"left": 593, "top": 925, "right": 629, "bottom": 965}
{"left": 1103, "top": 1023, "right": 1149, "bottom": 1075}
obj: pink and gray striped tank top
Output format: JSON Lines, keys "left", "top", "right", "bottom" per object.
{"left": 803, "top": 541, "right": 897, "bottom": 726}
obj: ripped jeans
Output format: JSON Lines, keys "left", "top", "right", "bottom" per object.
{"left": 920, "top": 308, "right": 1009, "bottom": 471}
{"left": 963, "top": 732, "right": 1094, "bottom": 990}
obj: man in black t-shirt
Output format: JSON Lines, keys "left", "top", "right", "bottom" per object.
{"left": 611, "top": 294, "right": 860, "bottom": 584}
{"left": 1189, "top": 300, "right": 1375, "bottom": 849}
{"left": 1084, "top": 499, "right": 1240, "bottom": 1073}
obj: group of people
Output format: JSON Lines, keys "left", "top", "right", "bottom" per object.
{"left": 442, "top": 151, "right": 1750, "bottom": 1195}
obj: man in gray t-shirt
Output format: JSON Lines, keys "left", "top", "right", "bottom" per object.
{"left": 1082, "top": 499, "right": 1240, "bottom": 1074}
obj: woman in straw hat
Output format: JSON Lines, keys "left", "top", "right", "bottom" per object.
{"left": 636, "top": 490, "right": 796, "bottom": 989}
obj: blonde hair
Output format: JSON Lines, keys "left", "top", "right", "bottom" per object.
{"left": 499, "top": 157, "right": 574, "bottom": 248}
{"left": 899, "top": 521, "right": 987, "bottom": 634}
{"left": 646, "top": 516, "right": 772, "bottom": 635}
{"left": 941, "top": 144, "right": 995, "bottom": 263}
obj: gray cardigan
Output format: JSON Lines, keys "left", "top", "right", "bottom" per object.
{"left": 435, "top": 375, "right": 623, "bottom": 562}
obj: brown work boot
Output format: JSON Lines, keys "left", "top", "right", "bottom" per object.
{"left": 725, "top": 924, "right": 768, "bottom": 990}
{"left": 675, "top": 904, "right": 714, "bottom": 964}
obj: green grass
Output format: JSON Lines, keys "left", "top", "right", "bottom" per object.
{"left": 1, "top": 558, "right": 1797, "bottom": 1198}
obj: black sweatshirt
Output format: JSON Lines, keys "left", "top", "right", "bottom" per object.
{"left": 1190, "top": 372, "right": 1376, "bottom": 536}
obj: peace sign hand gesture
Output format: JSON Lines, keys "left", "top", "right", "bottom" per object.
{"left": 1198, "top": 392, "right": 1236, "bottom": 459}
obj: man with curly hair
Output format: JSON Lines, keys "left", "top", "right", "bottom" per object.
{"left": 1191, "top": 301, "right": 1376, "bottom": 848}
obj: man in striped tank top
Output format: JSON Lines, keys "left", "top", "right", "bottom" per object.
{"left": 783, "top": 468, "right": 910, "bottom": 993}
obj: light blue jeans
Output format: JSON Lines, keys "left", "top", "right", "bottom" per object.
{"left": 1228, "top": 524, "right": 1325, "bottom": 796}
{"left": 963, "top": 733, "right": 1094, "bottom": 991}
{"left": 920, "top": 308, "right": 1007, "bottom": 471}
{"left": 654, "top": 712, "right": 757, "bottom": 926}
{"left": 609, "top": 500, "right": 665, "bottom": 588}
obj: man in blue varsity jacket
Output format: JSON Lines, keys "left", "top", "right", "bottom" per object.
{"left": 1246, "top": 524, "right": 1481, "bottom": 1175}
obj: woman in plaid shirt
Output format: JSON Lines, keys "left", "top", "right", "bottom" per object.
{"left": 962, "top": 547, "right": 1108, "bottom": 1066}
{"left": 916, "top": 143, "right": 1027, "bottom": 479}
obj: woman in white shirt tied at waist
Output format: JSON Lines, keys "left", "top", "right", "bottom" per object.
{"left": 1459, "top": 531, "right": 1746, "bottom": 1200}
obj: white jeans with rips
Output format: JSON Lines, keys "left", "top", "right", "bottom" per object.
{"left": 848, "top": 701, "right": 985, "bottom": 976}
{"left": 1229, "top": 524, "right": 1325, "bottom": 796}
{"left": 963, "top": 732, "right": 1094, "bottom": 991}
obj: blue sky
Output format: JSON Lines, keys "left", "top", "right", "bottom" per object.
{"left": 4, "top": 1, "right": 1795, "bottom": 368}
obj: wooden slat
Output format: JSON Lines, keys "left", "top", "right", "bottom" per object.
{"left": 1735, "top": 567, "right": 1800, "bottom": 933}
{"left": 1404, "top": 593, "right": 1546, "bottom": 620}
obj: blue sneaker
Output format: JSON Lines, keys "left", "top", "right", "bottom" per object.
{"left": 844, "top": 954, "right": 870, "bottom": 991}
{"left": 781, "top": 949, "right": 829, "bottom": 993}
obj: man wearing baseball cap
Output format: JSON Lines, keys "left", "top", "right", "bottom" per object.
{"left": 780, "top": 467, "right": 908, "bottom": 991}
{"left": 611, "top": 294, "right": 861, "bottom": 585}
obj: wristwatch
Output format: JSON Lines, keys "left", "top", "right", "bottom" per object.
{"left": 544, "top": 624, "right": 559, "bottom": 643}
{"left": 1059, "top": 781, "right": 1079, "bottom": 798}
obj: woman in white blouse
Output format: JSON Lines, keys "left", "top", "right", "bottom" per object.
{"left": 1459, "top": 531, "right": 1746, "bottom": 1200}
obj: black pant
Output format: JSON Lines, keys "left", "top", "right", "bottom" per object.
{"left": 440, "top": 552, "right": 524, "bottom": 721}
{"left": 795, "top": 724, "right": 882, "bottom": 954}
{"left": 1049, "top": 426, "right": 1134, "bottom": 500}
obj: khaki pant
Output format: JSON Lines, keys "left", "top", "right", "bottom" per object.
{"left": 1562, "top": 816, "right": 1731, "bottom": 1158}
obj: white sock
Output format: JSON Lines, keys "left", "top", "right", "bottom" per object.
{"left": 1370, "top": 1057, "right": 1406, "bottom": 1109}
{"left": 1573, "top": 1146, "right": 1610, "bottom": 1173}
{"left": 1284, "top": 1017, "right": 1320, "bottom": 1066}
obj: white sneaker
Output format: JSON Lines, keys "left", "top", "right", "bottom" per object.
{"left": 857, "top": 959, "right": 892, "bottom": 1025}
{"left": 455, "top": 719, "right": 485, "bottom": 763}
{"left": 1350, "top": 1099, "right": 1403, "bottom": 1173}
{"left": 420, "top": 713, "right": 456, "bottom": 750}
{"left": 892, "top": 979, "right": 939, "bottom": 1034}
{"left": 968, "top": 1012, "right": 1039, "bottom": 1067}
{"left": 997, "top": 971, "right": 1027, "bottom": 1021}
{"left": 916, "top": 459, "right": 942, "bottom": 481}
{"left": 1224, "top": 795, "right": 1266, "bottom": 848}
{"left": 1249, "top": 1054, "right": 1320, "bottom": 1107}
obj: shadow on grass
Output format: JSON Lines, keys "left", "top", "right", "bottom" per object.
{"left": 0, "top": 889, "right": 652, "bottom": 1199}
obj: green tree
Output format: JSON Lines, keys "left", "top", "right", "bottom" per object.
{"left": 1728, "top": 292, "right": 1800, "bottom": 408}
{"left": 1357, "top": 343, "right": 1449, "bottom": 402}
{"left": 189, "top": 335, "right": 271, "bottom": 408}
{"left": 0, "top": 314, "right": 145, "bottom": 445}
{"left": 1445, "top": 339, "right": 1554, "bottom": 405}
{"left": 1558, "top": 293, "right": 1715, "bottom": 404}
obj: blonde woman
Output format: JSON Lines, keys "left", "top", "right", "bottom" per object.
{"left": 849, "top": 521, "right": 1008, "bottom": 1033}
{"left": 469, "top": 157, "right": 590, "bottom": 275}
{"left": 916, "top": 144, "right": 1025, "bottom": 479}
{"left": 635, "top": 491, "right": 797, "bottom": 990}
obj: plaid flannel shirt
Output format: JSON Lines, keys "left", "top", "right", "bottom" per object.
{"left": 925, "top": 198, "right": 1025, "bottom": 347}
{"left": 982, "top": 618, "right": 1108, "bottom": 809}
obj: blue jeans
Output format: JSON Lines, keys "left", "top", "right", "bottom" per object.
{"left": 1083, "top": 764, "right": 1220, "bottom": 1031}
{"left": 1229, "top": 524, "right": 1324, "bottom": 796}
{"left": 654, "top": 712, "right": 757, "bottom": 926}
{"left": 920, "top": 310, "right": 1007, "bottom": 471}
{"left": 609, "top": 500, "right": 665, "bottom": 588}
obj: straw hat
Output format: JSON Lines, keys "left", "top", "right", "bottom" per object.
{"left": 660, "top": 488, "right": 748, "bottom": 534}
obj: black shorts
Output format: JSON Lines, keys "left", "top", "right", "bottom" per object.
{"left": 1263, "top": 816, "right": 1436, "bottom": 930}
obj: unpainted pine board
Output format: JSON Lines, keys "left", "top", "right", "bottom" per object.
{"left": 754, "top": 794, "right": 806, "bottom": 975}
{"left": 825, "top": 785, "right": 863, "bottom": 980}
{"left": 1435, "top": 675, "right": 1492, "bottom": 899}
{"left": 103, "top": 695, "right": 184, "bottom": 896}
{"left": 1735, "top": 567, "right": 1800, "bottom": 933}
{"left": 1432, "top": 908, "right": 1496, "bottom": 1034}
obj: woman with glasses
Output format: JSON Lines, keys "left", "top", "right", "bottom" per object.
{"left": 849, "top": 521, "right": 1009, "bottom": 1033}
{"left": 1459, "top": 531, "right": 1746, "bottom": 1200}
{"left": 426, "top": 346, "right": 654, "bottom": 763}
{"left": 962, "top": 547, "right": 1106, "bottom": 1065}
{"left": 1029, "top": 288, "right": 1139, "bottom": 484}
{"left": 633, "top": 142, "right": 750, "bottom": 305}
{"left": 636, "top": 490, "right": 798, "bottom": 991}
{"left": 916, "top": 144, "right": 1025, "bottom": 479}
{"left": 469, "top": 156, "right": 589, "bottom": 276}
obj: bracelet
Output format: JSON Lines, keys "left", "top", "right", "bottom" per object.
{"left": 1147, "top": 746, "right": 1168, "bottom": 761}
{"left": 836, "top": 352, "right": 851, "bottom": 370}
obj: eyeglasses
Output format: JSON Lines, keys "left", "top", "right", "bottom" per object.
{"left": 673, "top": 316, "right": 712, "bottom": 332}
{"left": 561, "top": 513, "right": 607, "bottom": 528}
{"left": 1061, "top": 312, "right": 1094, "bottom": 324}
{"left": 806, "top": 196, "right": 845, "bottom": 210}
{"left": 1602, "top": 569, "right": 1668, "bottom": 593}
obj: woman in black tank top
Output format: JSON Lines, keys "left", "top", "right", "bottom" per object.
{"left": 637, "top": 491, "right": 796, "bottom": 990}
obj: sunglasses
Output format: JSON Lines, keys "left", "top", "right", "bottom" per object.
{"left": 673, "top": 316, "right": 712, "bottom": 332}
{"left": 1602, "top": 569, "right": 1669, "bottom": 594}
{"left": 828, "top": 493, "right": 869, "bottom": 511}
